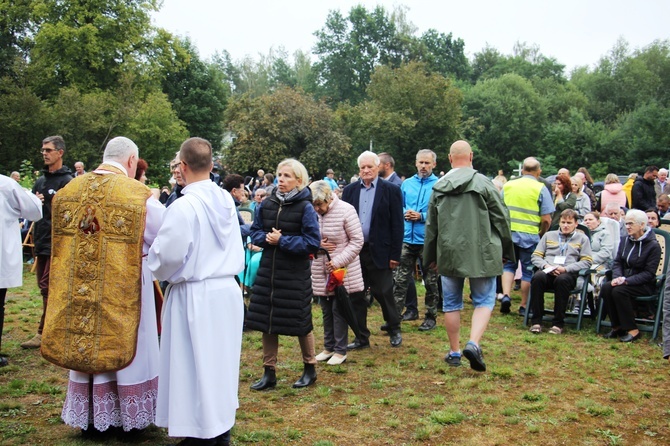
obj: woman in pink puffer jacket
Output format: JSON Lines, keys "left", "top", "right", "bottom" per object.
{"left": 309, "top": 181, "right": 364, "bottom": 365}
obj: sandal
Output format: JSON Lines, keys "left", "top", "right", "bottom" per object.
{"left": 529, "top": 324, "right": 542, "bottom": 334}
{"left": 548, "top": 326, "right": 562, "bottom": 335}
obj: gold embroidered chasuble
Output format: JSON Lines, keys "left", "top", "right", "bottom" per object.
{"left": 41, "top": 164, "right": 151, "bottom": 374}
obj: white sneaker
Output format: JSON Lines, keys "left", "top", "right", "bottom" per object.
{"left": 327, "top": 353, "right": 347, "bottom": 365}
{"left": 315, "top": 350, "right": 334, "bottom": 361}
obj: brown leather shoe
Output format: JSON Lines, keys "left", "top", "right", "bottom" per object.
{"left": 21, "top": 334, "right": 41, "bottom": 349}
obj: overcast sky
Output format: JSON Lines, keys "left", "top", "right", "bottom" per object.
{"left": 152, "top": 0, "right": 669, "bottom": 74}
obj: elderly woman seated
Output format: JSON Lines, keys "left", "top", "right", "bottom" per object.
{"left": 529, "top": 209, "right": 592, "bottom": 334}
{"left": 600, "top": 209, "right": 662, "bottom": 342}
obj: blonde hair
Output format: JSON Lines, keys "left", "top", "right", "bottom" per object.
{"left": 605, "top": 173, "right": 620, "bottom": 184}
{"left": 571, "top": 176, "right": 583, "bottom": 196}
{"left": 277, "top": 158, "right": 309, "bottom": 190}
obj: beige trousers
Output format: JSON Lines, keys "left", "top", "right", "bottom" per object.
{"left": 262, "top": 332, "right": 316, "bottom": 369}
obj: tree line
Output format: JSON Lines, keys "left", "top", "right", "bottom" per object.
{"left": 2, "top": 2, "right": 669, "bottom": 186}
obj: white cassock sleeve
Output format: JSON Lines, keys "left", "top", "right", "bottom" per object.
{"left": 14, "top": 186, "right": 43, "bottom": 221}
{"left": 147, "top": 202, "right": 195, "bottom": 282}
{"left": 144, "top": 197, "right": 165, "bottom": 248}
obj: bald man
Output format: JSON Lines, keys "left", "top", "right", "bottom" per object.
{"left": 424, "top": 140, "right": 514, "bottom": 371}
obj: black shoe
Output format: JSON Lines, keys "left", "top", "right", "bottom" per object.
{"left": 500, "top": 295, "right": 511, "bottom": 314}
{"left": 0, "top": 357, "right": 8, "bottom": 367}
{"left": 463, "top": 342, "right": 486, "bottom": 372}
{"left": 619, "top": 332, "right": 642, "bottom": 343}
{"left": 380, "top": 323, "right": 389, "bottom": 332}
{"left": 250, "top": 367, "right": 276, "bottom": 391}
{"left": 215, "top": 431, "right": 230, "bottom": 446}
{"left": 418, "top": 318, "right": 437, "bottom": 331}
{"left": 347, "top": 339, "right": 370, "bottom": 350}
{"left": 514, "top": 280, "right": 521, "bottom": 291}
{"left": 518, "top": 306, "right": 526, "bottom": 317}
{"left": 390, "top": 332, "right": 402, "bottom": 347}
{"left": 402, "top": 311, "right": 418, "bottom": 321}
{"left": 174, "top": 437, "right": 217, "bottom": 446}
{"left": 292, "top": 363, "right": 317, "bottom": 388}
{"left": 445, "top": 352, "right": 461, "bottom": 367}
{"left": 603, "top": 329, "right": 625, "bottom": 339}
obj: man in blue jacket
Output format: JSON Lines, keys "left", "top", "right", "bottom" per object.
{"left": 393, "top": 150, "right": 440, "bottom": 331}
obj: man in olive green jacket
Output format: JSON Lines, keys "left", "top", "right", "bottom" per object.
{"left": 424, "top": 140, "right": 515, "bottom": 371}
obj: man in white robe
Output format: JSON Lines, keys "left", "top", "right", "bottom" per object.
{"left": 148, "top": 137, "right": 244, "bottom": 446}
{"left": 0, "top": 174, "right": 42, "bottom": 367}
{"left": 59, "top": 137, "right": 165, "bottom": 436}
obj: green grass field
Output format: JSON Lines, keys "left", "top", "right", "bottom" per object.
{"left": 1, "top": 269, "right": 669, "bottom": 445}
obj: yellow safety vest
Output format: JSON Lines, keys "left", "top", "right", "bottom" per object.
{"left": 503, "top": 177, "right": 544, "bottom": 234}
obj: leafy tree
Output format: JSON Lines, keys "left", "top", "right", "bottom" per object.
{"left": 541, "top": 108, "right": 609, "bottom": 175}
{"left": 28, "top": 0, "right": 159, "bottom": 96}
{"left": 124, "top": 92, "right": 189, "bottom": 185}
{"left": 0, "top": 0, "right": 33, "bottom": 78}
{"left": 471, "top": 43, "right": 565, "bottom": 83}
{"left": 606, "top": 101, "right": 670, "bottom": 174}
{"left": 224, "top": 87, "right": 351, "bottom": 177}
{"left": 340, "top": 62, "right": 462, "bottom": 176}
{"left": 312, "top": 5, "right": 412, "bottom": 105}
{"left": 462, "top": 73, "right": 547, "bottom": 175}
{"left": 418, "top": 29, "right": 470, "bottom": 81}
{"left": 161, "top": 39, "right": 229, "bottom": 150}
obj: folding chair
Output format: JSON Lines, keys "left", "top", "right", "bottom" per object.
{"left": 595, "top": 228, "right": 670, "bottom": 340}
{"left": 238, "top": 207, "right": 254, "bottom": 225}
{"left": 524, "top": 224, "right": 592, "bottom": 330}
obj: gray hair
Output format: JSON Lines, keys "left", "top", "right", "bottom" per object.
{"left": 357, "top": 151, "right": 380, "bottom": 167}
{"left": 626, "top": 209, "right": 648, "bottom": 225}
{"left": 416, "top": 149, "right": 437, "bottom": 162}
{"left": 309, "top": 180, "right": 333, "bottom": 203}
{"left": 43, "top": 135, "right": 66, "bottom": 152}
{"left": 660, "top": 168, "right": 669, "bottom": 175}
{"left": 605, "top": 202, "right": 621, "bottom": 213}
{"left": 103, "top": 137, "right": 139, "bottom": 163}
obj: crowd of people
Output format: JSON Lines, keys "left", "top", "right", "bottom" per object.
{"left": 2, "top": 135, "right": 670, "bottom": 445}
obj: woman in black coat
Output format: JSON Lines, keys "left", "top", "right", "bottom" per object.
{"left": 601, "top": 209, "right": 661, "bottom": 342}
{"left": 246, "top": 159, "right": 321, "bottom": 390}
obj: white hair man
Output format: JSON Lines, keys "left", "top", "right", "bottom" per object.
{"left": 341, "top": 150, "right": 404, "bottom": 348}
{"left": 41, "top": 136, "right": 165, "bottom": 437}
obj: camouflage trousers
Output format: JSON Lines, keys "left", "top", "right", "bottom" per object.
{"left": 393, "top": 243, "right": 439, "bottom": 318}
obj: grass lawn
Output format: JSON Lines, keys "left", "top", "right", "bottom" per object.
{"left": 1, "top": 268, "right": 669, "bottom": 445}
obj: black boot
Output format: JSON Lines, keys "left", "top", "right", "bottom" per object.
{"left": 292, "top": 363, "right": 317, "bottom": 388}
{"left": 250, "top": 367, "right": 276, "bottom": 391}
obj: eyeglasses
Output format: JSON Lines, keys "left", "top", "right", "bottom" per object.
{"left": 170, "top": 163, "right": 180, "bottom": 170}
{"left": 40, "top": 148, "right": 58, "bottom": 153}
{"left": 624, "top": 222, "right": 638, "bottom": 226}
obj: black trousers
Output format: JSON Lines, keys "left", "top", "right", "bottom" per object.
{"left": 0, "top": 288, "right": 6, "bottom": 353}
{"left": 530, "top": 270, "right": 576, "bottom": 328}
{"left": 600, "top": 282, "right": 651, "bottom": 331}
{"left": 351, "top": 246, "right": 400, "bottom": 343}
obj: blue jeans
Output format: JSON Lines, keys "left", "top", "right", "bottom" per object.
{"left": 442, "top": 276, "right": 496, "bottom": 312}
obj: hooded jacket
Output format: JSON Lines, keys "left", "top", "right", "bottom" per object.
{"left": 598, "top": 182, "right": 627, "bottom": 212}
{"left": 613, "top": 227, "right": 661, "bottom": 292}
{"left": 590, "top": 222, "right": 614, "bottom": 268}
{"left": 631, "top": 176, "right": 656, "bottom": 211}
{"left": 401, "top": 173, "right": 438, "bottom": 244}
{"left": 246, "top": 186, "right": 321, "bottom": 336}
{"left": 423, "top": 168, "right": 515, "bottom": 278}
{"left": 32, "top": 165, "right": 73, "bottom": 255}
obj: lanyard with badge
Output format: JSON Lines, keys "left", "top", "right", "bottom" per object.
{"left": 553, "top": 232, "right": 574, "bottom": 265}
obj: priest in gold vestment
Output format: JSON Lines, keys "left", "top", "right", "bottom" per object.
{"left": 41, "top": 137, "right": 165, "bottom": 435}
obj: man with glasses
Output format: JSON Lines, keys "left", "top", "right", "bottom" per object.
{"left": 165, "top": 153, "right": 185, "bottom": 207}
{"left": 21, "top": 136, "right": 73, "bottom": 349}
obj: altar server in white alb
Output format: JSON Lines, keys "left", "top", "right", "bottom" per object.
{"left": 0, "top": 174, "right": 42, "bottom": 367}
{"left": 148, "top": 137, "right": 245, "bottom": 446}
